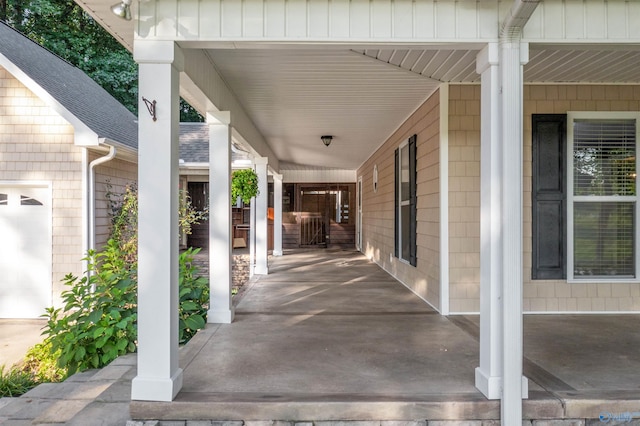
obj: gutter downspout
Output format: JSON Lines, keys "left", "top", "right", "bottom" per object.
{"left": 88, "top": 145, "right": 117, "bottom": 255}
{"left": 498, "top": 0, "right": 539, "bottom": 423}
{"left": 500, "top": 0, "right": 540, "bottom": 38}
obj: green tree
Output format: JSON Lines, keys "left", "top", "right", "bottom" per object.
{"left": 2, "top": 0, "right": 203, "bottom": 121}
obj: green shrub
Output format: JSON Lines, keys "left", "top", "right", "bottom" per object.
{"left": 21, "top": 341, "right": 67, "bottom": 383}
{"left": 178, "top": 248, "right": 209, "bottom": 344}
{"left": 42, "top": 239, "right": 138, "bottom": 375}
{"left": 0, "top": 365, "right": 37, "bottom": 397}
{"left": 42, "top": 241, "right": 209, "bottom": 374}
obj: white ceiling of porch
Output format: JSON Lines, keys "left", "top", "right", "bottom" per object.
{"left": 206, "top": 49, "right": 442, "bottom": 170}
{"left": 206, "top": 45, "right": 640, "bottom": 171}
{"left": 66, "top": 0, "right": 640, "bottom": 172}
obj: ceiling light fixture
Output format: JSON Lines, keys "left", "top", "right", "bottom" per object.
{"left": 321, "top": 135, "right": 333, "bottom": 147}
{"left": 111, "top": 0, "right": 132, "bottom": 20}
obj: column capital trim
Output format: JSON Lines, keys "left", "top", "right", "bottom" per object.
{"left": 134, "top": 40, "right": 184, "bottom": 70}
{"left": 476, "top": 43, "right": 499, "bottom": 74}
{"left": 254, "top": 157, "right": 268, "bottom": 165}
{"left": 498, "top": 40, "right": 530, "bottom": 65}
{"left": 207, "top": 111, "right": 231, "bottom": 126}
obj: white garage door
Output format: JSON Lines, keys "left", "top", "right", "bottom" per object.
{"left": 0, "top": 185, "right": 52, "bottom": 318}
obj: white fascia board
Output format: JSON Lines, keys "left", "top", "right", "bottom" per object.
{"left": 179, "top": 163, "right": 209, "bottom": 173}
{"left": 98, "top": 138, "right": 138, "bottom": 163}
{"left": 0, "top": 53, "right": 100, "bottom": 147}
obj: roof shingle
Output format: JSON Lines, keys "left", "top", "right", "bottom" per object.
{"left": 0, "top": 21, "right": 138, "bottom": 149}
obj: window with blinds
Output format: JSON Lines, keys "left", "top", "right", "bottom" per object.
{"left": 569, "top": 114, "right": 639, "bottom": 280}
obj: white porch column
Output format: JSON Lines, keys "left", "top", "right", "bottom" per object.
{"left": 207, "top": 111, "right": 235, "bottom": 324}
{"left": 273, "top": 173, "right": 283, "bottom": 256}
{"left": 254, "top": 157, "right": 269, "bottom": 274}
{"left": 475, "top": 43, "right": 503, "bottom": 400}
{"left": 131, "top": 40, "right": 183, "bottom": 402}
{"left": 500, "top": 39, "right": 529, "bottom": 423}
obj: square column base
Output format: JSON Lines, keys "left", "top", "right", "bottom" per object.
{"left": 475, "top": 367, "right": 528, "bottom": 399}
{"left": 273, "top": 250, "right": 283, "bottom": 256}
{"left": 131, "top": 368, "right": 183, "bottom": 402}
{"left": 254, "top": 265, "right": 269, "bottom": 275}
{"left": 207, "top": 307, "right": 235, "bottom": 324}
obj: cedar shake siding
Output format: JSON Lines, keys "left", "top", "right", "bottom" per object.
{"left": 358, "top": 89, "right": 441, "bottom": 310}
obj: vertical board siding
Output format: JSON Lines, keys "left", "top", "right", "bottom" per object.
{"left": 523, "top": 0, "right": 640, "bottom": 41}
{"left": 199, "top": 1, "right": 222, "bottom": 38}
{"left": 308, "top": 0, "right": 329, "bottom": 38}
{"left": 371, "top": 0, "right": 392, "bottom": 39}
{"left": 393, "top": 0, "right": 413, "bottom": 39}
{"left": 265, "top": 0, "right": 285, "bottom": 38}
{"left": 140, "top": 0, "right": 503, "bottom": 41}
{"left": 178, "top": 0, "right": 200, "bottom": 39}
{"left": 244, "top": 0, "right": 266, "bottom": 38}
{"left": 140, "top": 0, "right": 640, "bottom": 43}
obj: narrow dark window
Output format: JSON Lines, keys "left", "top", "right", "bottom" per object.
{"left": 395, "top": 134, "right": 417, "bottom": 266}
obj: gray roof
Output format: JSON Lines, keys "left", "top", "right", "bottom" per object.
{"left": 0, "top": 21, "right": 137, "bottom": 150}
{"left": 179, "top": 123, "right": 209, "bottom": 163}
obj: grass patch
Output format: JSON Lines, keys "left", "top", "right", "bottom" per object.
{"left": 0, "top": 365, "right": 37, "bottom": 397}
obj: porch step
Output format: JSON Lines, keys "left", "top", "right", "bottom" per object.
{"left": 126, "top": 420, "right": 606, "bottom": 426}
{"left": 129, "top": 392, "right": 639, "bottom": 424}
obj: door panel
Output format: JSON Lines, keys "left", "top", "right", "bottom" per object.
{"left": 0, "top": 186, "right": 51, "bottom": 318}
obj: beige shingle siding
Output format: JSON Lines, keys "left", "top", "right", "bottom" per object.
{"left": 357, "top": 89, "right": 441, "bottom": 309}
{"left": 523, "top": 85, "right": 640, "bottom": 312}
{"left": 93, "top": 155, "right": 137, "bottom": 249}
{"left": 2, "top": 66, "right": 139, "bottom": 310}
{"left": 1, "top": 66, "right": 82, "bottom": 308}
{"left": 448, "top": 85, "right": 481, "bottom": 313}
{"left": 447, "top": 83, "right": 640, "bottom": 313}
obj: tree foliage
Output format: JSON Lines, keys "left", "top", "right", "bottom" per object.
{"left": 1, "top": 0, "right": 203, "bottom": 121}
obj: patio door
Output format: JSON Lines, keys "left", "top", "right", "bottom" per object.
{"left": 298, "top": 184, "right": 355, "bottom": 248}
{"left": 299, "top": 188, "right": 329, "bottom": 246}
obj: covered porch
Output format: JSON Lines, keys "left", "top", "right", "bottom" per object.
{"left": 70, "top": 0, "right": 640, "bottom": 421}
{"left": 130, "top": 249, "right": 640, "bottom": 422}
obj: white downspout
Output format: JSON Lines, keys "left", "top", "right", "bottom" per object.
{"left": 497, "top": 0, "right": 539, "bottom": 423}
{"left": 88, "top": 145, "right": 117, "bottom": 254}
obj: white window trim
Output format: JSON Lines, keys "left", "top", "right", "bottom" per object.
{"left": 567, "top": 111, "right": 640, "bottom": 283}
{"left": 397, "top": 139, "right": 411, "bottom": 265}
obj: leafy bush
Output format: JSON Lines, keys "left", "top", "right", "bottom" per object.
{"left": 42, "top": 241, "right": 209, "bottom": 374}
{"left": 0, "top": 365, "right": 37, "bottom": 397}
{"left": 106, "top": 182, "right": 207, "bottom": 264}
{"left": 105, "top": 182, "right": 138, "bottom": 264}
{"left": 21, "top": 341, "right": 67, "bottom": 383}
{"left": 42, "top": 239, "right": 137, "bottom": 375}
{"left": 35, "top": 184, "right": 210, "bottom": 376}
{"left": 178, "top": 248, "right": 209, "bottom": 344}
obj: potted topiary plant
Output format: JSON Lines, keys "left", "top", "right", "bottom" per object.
{"left": 231, "top": 168, "right": 259, "bottom": 204}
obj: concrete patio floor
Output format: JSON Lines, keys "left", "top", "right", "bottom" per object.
{"left": 130, "top": 249, "right": 640, "bottom": 423}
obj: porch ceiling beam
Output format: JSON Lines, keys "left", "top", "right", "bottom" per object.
{"left": 74, "top": 0, "right": 640, "bottom": 48}
{"left": 180, "top": 48, "right": 279, "bottom": 172}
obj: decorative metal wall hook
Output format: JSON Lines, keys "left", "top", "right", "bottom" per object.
{"left": 142, "top": 97, "right": 157, "bottom": 121}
